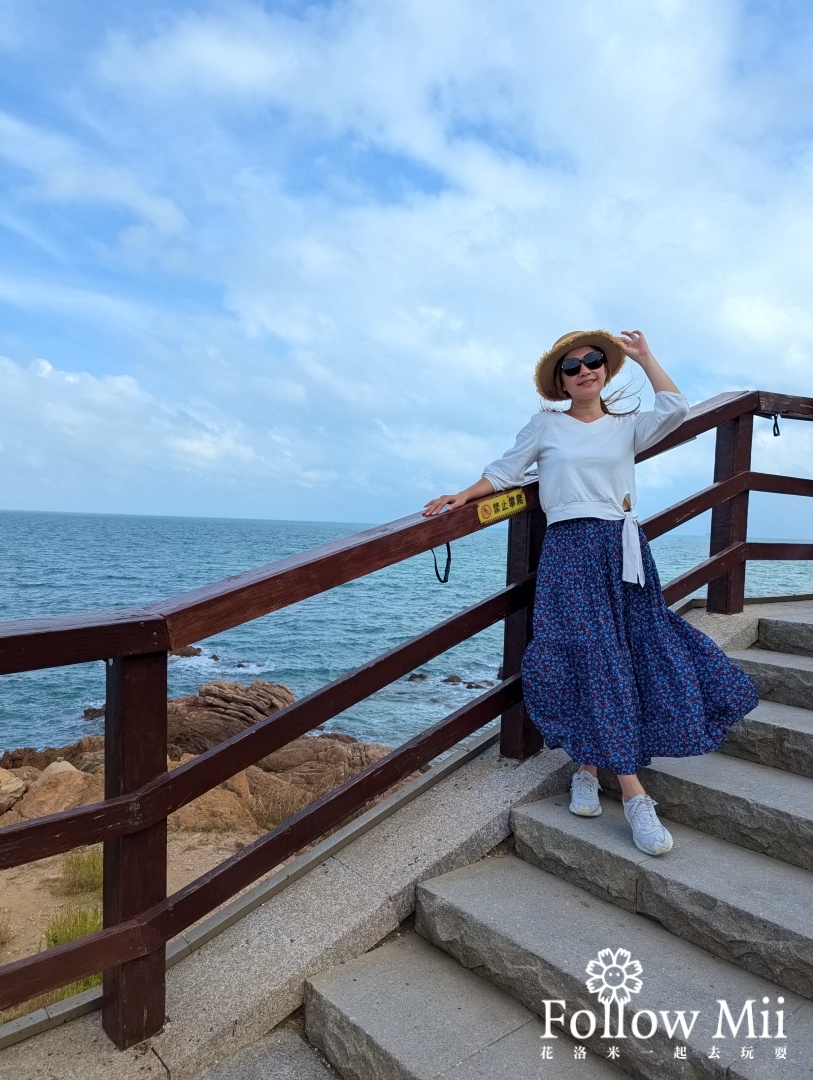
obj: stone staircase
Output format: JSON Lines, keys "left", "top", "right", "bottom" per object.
{"left": 191, "top": 611, "right": 813, "bottom": 1079}
{"left": 295, "top": 611, "right": 813, "bottom": 1080}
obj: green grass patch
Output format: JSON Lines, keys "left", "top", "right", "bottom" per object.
{"left": 55, "top": 846, "right": 103, "bottom": 895}
{"left": 44, "top": 903, "right": 103, "bottom": 950}
{"left": 0, "top": 904, "right": 103, "bottom": 1025}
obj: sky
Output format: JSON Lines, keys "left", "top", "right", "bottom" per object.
{"left": 1, "top": 0, "right": 812, "bottom": 537}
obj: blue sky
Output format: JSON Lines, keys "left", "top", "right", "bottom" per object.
{"left": 1, "top": 0, "right": 812, "bottom": 536}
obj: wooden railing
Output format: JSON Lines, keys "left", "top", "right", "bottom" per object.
{"left": 0, "top": 388, "right": 811, "bottom": 1049}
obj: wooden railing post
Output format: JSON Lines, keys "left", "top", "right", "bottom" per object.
{"left": 102, "top": 651, "right": 168, "bottom": 1049}
{"left": 500, "top": 505, "right": 546, "bottom": 759}
{"left": 707, "top": 414, "right": 753, "bottom": 614}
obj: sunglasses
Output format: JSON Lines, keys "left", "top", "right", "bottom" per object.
{"left": 560, "top": 350, "right": 606, "bottom": 377}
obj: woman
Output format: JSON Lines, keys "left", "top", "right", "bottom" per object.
{"left": 423, "top": 329, "right": 759, "bottom": 857}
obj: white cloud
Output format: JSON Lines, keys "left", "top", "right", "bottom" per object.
{"left": 0, "top": 112, "right": 184, "bottom": 234}
{"left": 0, "top": 275, "right": 149, "bottom": 329}
{"left": 0, "top": 355, "right": 339, "bottom": 514}
{"left": 0, "top": 0, "right": 812, "bottom": 539}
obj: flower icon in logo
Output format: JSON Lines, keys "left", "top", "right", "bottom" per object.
{"left": 586, "top": 948, "right": 643, "bottom": 1005}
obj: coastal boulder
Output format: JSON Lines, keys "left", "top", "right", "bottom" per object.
{"left": 244, "top": 765, "right": 312, "bottom": 827}
{"left": 168, "top": 785, "right": 259, "bottom": 832}
{"left": 167, "top": 680, "right": 296, "bottom": 755}
{"left": 255, "top": 732, "right": 391, "bottom": 800}
{"left": 0, "top": 768, "right": 26, "bottom": 814}
{"left": 0, "top": 761, "right": 103, "bottom": 826}
{"left": 10, "top": 766, "right": 41, "bottom": 786}
{"left": 0, "top": 735, "right": 104, "bottom": 773}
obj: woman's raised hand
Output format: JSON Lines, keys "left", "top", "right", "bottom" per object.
{"left": 422, "top": 493, "right": 468, "bottom": 517}
{"left": 619, "top": 329, "right": 653, "bottom": 365}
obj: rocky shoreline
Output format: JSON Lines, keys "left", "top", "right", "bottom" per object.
{"left": 0, "top": 679, "right": 395, "bottom": 834}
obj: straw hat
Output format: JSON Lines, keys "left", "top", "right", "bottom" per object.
{"left": 534, "top": 329, "right": 627, "bottom": 401}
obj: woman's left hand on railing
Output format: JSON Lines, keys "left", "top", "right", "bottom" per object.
{"left": 423, "top": 478, "right": 496, "bottom": 517}
{"left": 422, "top": 493, "right": 469, "bottom": 516}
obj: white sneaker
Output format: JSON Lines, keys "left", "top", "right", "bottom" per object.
{"left": 569, "top": 769, "right": 602, "bottom": 817}
{"left": 623, "top": 795, "right": 673, "bottom": 855}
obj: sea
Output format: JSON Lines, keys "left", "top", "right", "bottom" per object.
{"left": 2, "top": 510, "right": 812, "bottom": 755}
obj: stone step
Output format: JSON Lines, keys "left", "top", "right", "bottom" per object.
{"left": 758, "top": 617, "right": 813, "bottom": 659}
{"left": 728, "top": 648, "right": 813, "bottom": 710}
{"left": 195, "top": 1022, "right": 333, "bottom": 1079}
{"left": 597, "top": 752, "right": 813, "bottom": 872}
{"left": 511, "top": 796, "right": 813, "bottom": 999}
{"left": 415, "top": 854, "right": 813, "bottom": 1080}
{"left": 719, "top": 698, "right": 813, "bottom": 777}
{"left": 304, "top": 931, "right": 624, "bottom": 1079}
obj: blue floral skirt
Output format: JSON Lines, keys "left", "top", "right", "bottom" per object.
{"left": 520, "top": 517, "right": 759, "bottom": 775}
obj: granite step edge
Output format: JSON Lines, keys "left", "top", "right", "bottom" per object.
{"left": 510, "top": 796, "right": 813, "bottom": 999}
{"left": 596, "top": 754, "right": 813, "bottom": 872}
{"left": 718, "top": 700, "right": 813, "bottom": 777}
{"left": 415, "top": 854, "right": 813, "bottom": 1080}
{"left": 304, "top": 933, "right": 625, "bottom": 1080}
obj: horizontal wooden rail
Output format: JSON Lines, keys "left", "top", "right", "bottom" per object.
{"left": 0, "top": 578, "right": 534, "bottom": 870}
{"left": 0, "top": 675, "right": 522, "bottom": 1011}
{"left": 635, "top": 391, "right": 760, "bottom": 462}
{"left": 0, "top": 607, "right": 169, "bottom": 678}
{"left": 748, "top": 473, "right": 813, "bottom": 498}
{"left": 745, "top": 542, "right": 813, "bottom": 561}
{"left": 642, "top": 471, "right": 813, "bottom": 541}
{"left": 661, "top": 541, "right": 746, "bottom": 607}
{"left": 642, "top": 474, "right": 749, "bottom": 540}
{"left": 757, "top": 391, "right": 813, "bottom": 421}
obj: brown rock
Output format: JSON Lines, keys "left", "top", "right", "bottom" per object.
{"left": 245, "top": 766, "right": 311, "bottom": 827}
{"left": 75, "top": 751, "right": 105, "bottom": 774}
{"left": 167, "top": 680, "right": 296, "bottom": 755}
{"left": 2, "top": 765, "right": 103, "bottom": 824}
{"left": 168, "top": 786, "right": 259, "bottom": 832}
{"left": 171, "top": 646, "right": 202, "bottom": 657}
{"left": 0, "top": 768, "right": 26, "bottom": 814}
{"left": 1, "top": 747, "right": 59, "bottom": 772}
{"left": 10, "top": 766, "right": 41, "bottom": 786}
{"left": 223, "top": 770, "right": 251, "bottom": 803}
{"left": 407, "top": 673, "right": 428, "bottom": 682}
{"left": 0, "top": 735, "right": 104, "bottom": 773}
{"left": 443, "top": 675, "right": 462, "bottom": 684}
{"left": 255, "top": 733, "right": 391, "bottom": 800}
{"left": 40, "top": 760, "right": 78, "bottom": 778}
{"left": 83, "top": 706, "right": 105, "bottom": 719}
{"left": 167, "top": 754, "right": 197, "bottom": 771}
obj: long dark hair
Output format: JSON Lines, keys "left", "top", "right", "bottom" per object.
{"left": 543, "top": 355, "right": 643, "bottom": 416}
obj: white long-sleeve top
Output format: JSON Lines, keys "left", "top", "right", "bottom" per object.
{"left": 481, "top": 391, "right": 691, "bottom": 586}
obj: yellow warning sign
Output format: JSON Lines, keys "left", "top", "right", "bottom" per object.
{"left": 477, "top": 489, "right": 528, "bottom": 526}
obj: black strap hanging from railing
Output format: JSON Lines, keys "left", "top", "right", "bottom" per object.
{"left": 431, "top": 543, "right": 452, "bottom": 583}
{"left": 772, "top": 413, "right": 781, "bottom": 436}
